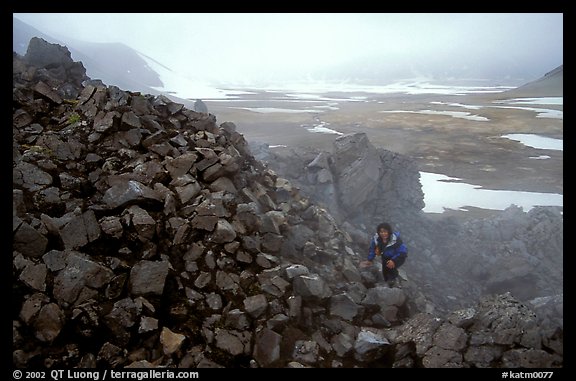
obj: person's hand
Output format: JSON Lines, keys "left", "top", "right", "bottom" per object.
{"left": 386, "top": 260, "right": 395, "bottom": 269}
{"left": 359, "top": 260, "right": 373, "bottom": 268}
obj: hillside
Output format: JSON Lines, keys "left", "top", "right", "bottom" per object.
{"left": 501, "top": 65, "right": 563, "bottom": 97}
{"left": 12, "top": 38, "right": 563, "bottom": 368}
{"left": 13, "top": 17, "right": 164, "bottom": 95}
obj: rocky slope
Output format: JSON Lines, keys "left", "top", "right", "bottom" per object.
{"left": 13, "top": 17, "right": 164, "bottom": 97}
{"left": 250, "top": 142, "right": 563, "bottom": 314}
{"left": 12, "top": 38, "right": 562, "bottom": 368}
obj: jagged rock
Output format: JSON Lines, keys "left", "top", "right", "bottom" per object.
{"left": 354, "top": 329, "right": 390, "bottom": 362}
{"left": 33, "top": 303, "right": 65, "bottom": 343}
{"left": 50, "top": 251, "right": 115, "bottom": 305}
{"left": 24, "top": 37, "right": 87, "bottom": 92}
{"left": 19, "top": 293, "right": 50, "bottom": 324}
{"left": 102, "top": 179, "right": 163, "bottom": 209}
{"left": 59, "top": 210, "right": 101, "bottom": 250}
{"left": 330, "top": 293, "right": 363, "bottom": 321}
{"left": 215, "top": 328, "right": 251, "bottom": 356}
{"left": 254, "top": 328, "right": 282, "bottom": 366}
{"left": 194, "top": 99, "right": 208, "bottom": 113}
{"left": 129, "top": 259, "right": 170, "bottom": 296}
{"left": 13, "top": 161, "right": 53, "bottom": 192}
{"left": 392, "top": 293, "right": 562, "bottom": 368}
{"left": 18, "top": 259, "right": 47, "bottom": 292}
{"left": 243, "top": 294, "right": 268, "bottom": 318}
{"left": 13, "top": 219, "right": 48, "bottom": 258}
{"left": 292, "top": 274, "right": 332, "bottom": 300}
{"left": 160, "top": 327, "right": 186, "bottom": 355}
{"left": 210, "top": 219, "right": 237, "bottom": 243}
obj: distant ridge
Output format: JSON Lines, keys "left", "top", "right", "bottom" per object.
{"left": 503, "top": 65, "right": 563, "bottom": 97}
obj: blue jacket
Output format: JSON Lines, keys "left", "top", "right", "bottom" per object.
{"left": 367, "top": 231, "right": 408, "bottom": 265}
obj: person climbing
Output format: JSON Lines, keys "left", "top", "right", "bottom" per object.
{"left": 360, "top": 222, "right": 408, "bottom": 287}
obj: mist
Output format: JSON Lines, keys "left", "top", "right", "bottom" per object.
{"left": 12, "top": 12, "right": 564, "bottom": 368}
{"left": 12, "top": 13, "right": 563, "bottom": 86}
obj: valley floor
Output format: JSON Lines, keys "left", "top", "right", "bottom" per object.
{"left": 204, "top": 89, "right": 563, "bottom": 218}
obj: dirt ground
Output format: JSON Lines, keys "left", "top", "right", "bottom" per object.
{"left": 205, "top": 90, "right": 563, "bottom": 198}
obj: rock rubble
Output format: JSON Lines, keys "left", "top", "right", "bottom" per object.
{"left": 12, "top": 37, "right": 562, "bottom": 368}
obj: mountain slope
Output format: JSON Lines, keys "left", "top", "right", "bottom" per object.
{"left": 503, "top": 65, "right": 563, "bottom": 97}
{"left": 13, "top": 17, "right": 164, "bottom": 94}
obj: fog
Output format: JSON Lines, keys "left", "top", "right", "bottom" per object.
{"left": 12, "top": 13, "right": 563, "bottom": 86}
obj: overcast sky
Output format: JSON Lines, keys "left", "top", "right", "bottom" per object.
{"left": 13, "top": 13, "right": 563, "bottom": 85}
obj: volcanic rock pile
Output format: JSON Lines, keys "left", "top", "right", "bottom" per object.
{"left": 12, "top": 38, "right": 562, "bottom": 368}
